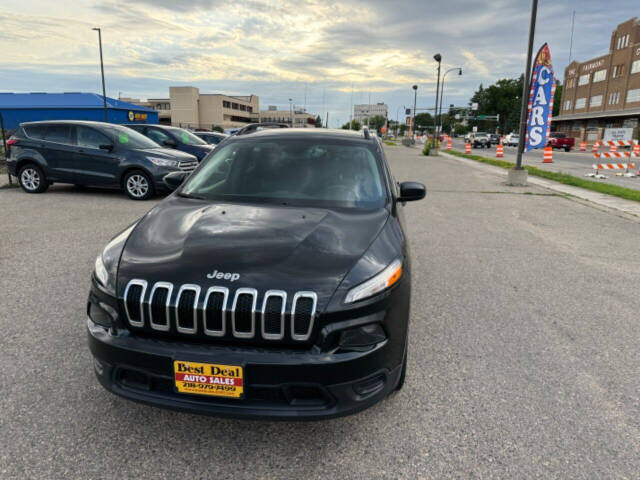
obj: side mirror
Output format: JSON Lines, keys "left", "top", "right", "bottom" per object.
{"left": 163, "top": 171, "right": 188, "bottom": 191}
{"left": 163, "top": 139, "right": 177, "bottom": 148}
{"left": 398, "top": 181, "right": 426, "bottom": 202}
{"left": 99, "top": 144, "right": 114, "bottom": 151}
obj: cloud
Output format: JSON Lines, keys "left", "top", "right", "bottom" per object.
{"left": 0, "top": 0, "right": 638, "bottom": 126}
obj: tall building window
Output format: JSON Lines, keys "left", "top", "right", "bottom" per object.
{"left": 632, "top": 60, "right": 640, "bottom": 75}
{"left": 626, "top": 89, "right": 640, "bottom": 103}
{"left": 608, "top": 92, "right": 620, "bottom": 105}
{"left": 575, "top": 98, "right": 587, "bottom": 109}
{"left": 592, "top": 69, "right": 606, "bottom": 82}
{"left": 612, "top": 65, "right": 625, "bottom": 78}
{"left": 223, "top": 101, "right": 231, "bottom": 108}
{"left": 564, "top": 100, "right": 571, "bottom": 110}
{"left": 578, "top": 74, "right": 590, "bottom": 86}
{"left": 590, "top": 95, "right": 602, "bottom": 107}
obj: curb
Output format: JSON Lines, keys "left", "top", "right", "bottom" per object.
{"left": 439, "top": 151, "right": 640, "bottom": 218}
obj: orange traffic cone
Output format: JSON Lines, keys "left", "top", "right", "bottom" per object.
{"left": 543, "top": 146, "right": 553, "bottom": 163}
{"left": 592, "top": 142, "right": 600, "bottom": 153}
{"left": 446, "top": 138, "right": 452, "bottom": 151}
{"left": 496, "top": 144, "right": 504, "bottom": 158}
{"left": 465, "top": 142, "right": 471, "bottom": 154}
{"left": 580, "top": 141, "right": 586, "bottom": 151}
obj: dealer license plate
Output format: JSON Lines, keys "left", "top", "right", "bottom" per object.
{"left": 174, "top": 360, "right": 244, "bottom": 399}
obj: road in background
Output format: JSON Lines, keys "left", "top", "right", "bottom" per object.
{"left": 1, "top": 146, "right": 639, "bottom": 478}
{"left": 449, "top": 137, "right": 640, "bottom": 189}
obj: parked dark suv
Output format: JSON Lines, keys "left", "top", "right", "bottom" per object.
{"left": 193, "top": 131, "right": 228, "bottom": 145}
{"left": 87, "top": 128, "right": 426, "bottom": 419}
{"left": 7, "top": 121, "right": 198, "bottom": 200}
{"left": 125, "top": 124, "right": 214, "bottom": 161}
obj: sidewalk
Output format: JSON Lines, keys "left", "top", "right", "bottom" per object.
{"left": 440, "top": 151, "right": 640, "bottom": 219}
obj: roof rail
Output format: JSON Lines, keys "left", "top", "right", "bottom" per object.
{"left": 234, "top": 122, "right": 290, "bottom": 136}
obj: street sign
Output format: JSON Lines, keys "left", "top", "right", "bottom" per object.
{"left": 478, "top": 115, "right": 486, "bottom": 119}
{"left": 472, "top": 126, "right": 478, "bottom": 132}
{"left": 471, "top": 102, "right": 479, "bottom": 111}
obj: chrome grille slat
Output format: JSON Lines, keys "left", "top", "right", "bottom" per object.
{"left": 203, "top": 287, "right": 228, "bottom": 337}
{"left": 175, "top": 284, "right": 200, "bottom": 334}
{"left": 123, "top": 280, "right": 316, "bottom": 342}
{"left": 291, "top": 291, "right": 317, "bottom": 341}
{"left": 148, "top": 282, "right": 173, "bottom": 331}
{"left": 231, "top": 288, "right": 257, "bottom": 338}
{"left": 124, "top": 279, "right": 147, "bottom": 327}
{"left": 262, "top": 290, "right": 286, "bottom": 340}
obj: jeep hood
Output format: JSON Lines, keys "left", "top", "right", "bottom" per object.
{"left": 116, "top": 195, "right": 389, "bottom": 309}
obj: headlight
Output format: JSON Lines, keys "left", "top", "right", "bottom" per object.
{"left": 344, "top": 259, "right": 403, "bottom": 304}
{"left": 94, "top": 255, "right": 109, "bottom": 288}
{"left": 92, "top": 223, "right": 137, "bottom": 296}
{"left": 147, "top": 156, "right": 179, "bottom": 167}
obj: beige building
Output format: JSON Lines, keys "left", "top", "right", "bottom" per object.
{"left": 354, "top": 103, "right": 388, "bottom": 125}
{"left": 121, "top": 86, "right": 259, "bottom": 130}
{"left": 259, "top": 106, "right": 316, "bottom": 127}
{"left": 554, "top": 17, "right": 640, "bottom": 141}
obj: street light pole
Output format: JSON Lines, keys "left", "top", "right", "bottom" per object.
{"left": 92, "top": 28, "right": 108, "bottom": 123}
{"left": 515, "top": 0, "right": 538, "bottom": 171}
{"left": 410, "top": 85, "right": 418, "bottom": 138}
{"left": 438, "top": 68, "right": 462, "bottom": 136}
{"left": 289, "top": 98, "right": 293, "bottom": 127}
{"left": 433, "top": 54, "right": 442, "bottom": 146}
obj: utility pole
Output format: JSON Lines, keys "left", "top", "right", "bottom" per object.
{"left": 410, "top": 85, "right": 418, "bottom": 139}
{"left": 433, "top": 54, "right": 442, "bottom": 146}
{"left": 289, "top": 98, "right": 293, "bottom": 127}
{"left": 349, "top": 84, "right": 354, "bottom": 129}
{"left": 92, "top": 27, "right": 108, "bottom": 123}
{"left": 511, "top": 0, "right": 538, "bottom": 185}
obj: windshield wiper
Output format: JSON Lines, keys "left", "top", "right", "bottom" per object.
{"left": 177, "top": 191, "right": 207, "bottom": 200}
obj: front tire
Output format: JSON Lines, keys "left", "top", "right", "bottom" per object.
{"left": 18, "top": 164, "right": 48, "bottom": 194}
{"left": 123, "top": 170, "right": 154, "bottom": 200}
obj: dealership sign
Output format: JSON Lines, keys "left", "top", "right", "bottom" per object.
{"left": 525, "top": 43, "right": 556, "bottom": 152}
{"left": 603, "top": 128, "right": 633, "bottom": 142}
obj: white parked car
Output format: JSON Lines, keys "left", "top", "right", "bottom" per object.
{"left": 504, "top": 133, "right": 519, "bottom": 147}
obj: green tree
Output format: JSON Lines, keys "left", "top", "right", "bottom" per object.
{"left": 413, "top": 113, "right": 434, "bottom": 131}
{"left": 399, "top": 124, "right": 407, "bottom": 136}
{"left": 367, "top": 115, "right": 386, "bottom": 132}
{"left": 314, "top": 115, "right": 323, "bottom": 128}
{"left": 341, "top": 120, "right": 361, "bottom": 130}
{"left": 470, "top": 76, "right": 523, "bottom": 134}
{"left": 211, "top": 125, "right": 224, "bottom": 133}
{"left": 553, "top": 85, "right": 562, "bottom": 117}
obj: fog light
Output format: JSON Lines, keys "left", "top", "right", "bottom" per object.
{"left": 89, "top": 302, "right": 113, "bottom": 328}
{"left": 338, "top": 323, "right": 386, "bottom": 351}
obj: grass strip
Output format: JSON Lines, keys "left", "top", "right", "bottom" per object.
{"left": 445, "top": 149, "right": 640, "bottom": 203}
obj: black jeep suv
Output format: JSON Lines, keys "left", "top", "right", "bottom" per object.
{"left": 7, "top": 120, "right": 198, "bottom": 200}
{"left": 87, "top": 128, "right": 425, "bottom": 419}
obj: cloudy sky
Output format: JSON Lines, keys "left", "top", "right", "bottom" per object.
{"left": 0, "top": 0, "right": 637, "bottom": 126}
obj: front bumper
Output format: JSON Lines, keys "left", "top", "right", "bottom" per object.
{"left": 88, "top": 319, "right": 402, "bottom": 420}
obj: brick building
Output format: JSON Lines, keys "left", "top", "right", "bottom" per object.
{"left": 553, "top": 17, "right": 640, "bottom": 142}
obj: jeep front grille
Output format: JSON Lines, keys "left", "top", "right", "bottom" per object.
{"left": 123, "top": 280, "right": 317, "bottom": 343}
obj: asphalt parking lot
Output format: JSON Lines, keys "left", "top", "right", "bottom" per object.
{"left": 2, "top": 146, "right": 640, "bottom": 478}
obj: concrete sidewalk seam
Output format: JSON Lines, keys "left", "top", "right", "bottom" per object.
{"left": 439, "top": 151, "right": 640, "bottom": 220}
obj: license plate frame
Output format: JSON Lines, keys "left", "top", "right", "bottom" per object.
{"left": 173, "top": 360, "right": 244, "bottom": 399}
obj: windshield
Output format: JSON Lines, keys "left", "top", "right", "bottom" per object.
{"left": 102, "top": 125, "right": 161, "bottom": 149}
{"left": 166, "top": 127, "right": 208, "bottom": 146}
{"left": 181, "top": 138, "right": 387, "bottom": 209}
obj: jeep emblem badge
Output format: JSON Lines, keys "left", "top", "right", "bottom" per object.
{"left": 206, "top": 270, "right": 240, "bottom": 282}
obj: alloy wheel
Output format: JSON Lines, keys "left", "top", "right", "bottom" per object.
{"left": 126, "top": 174, "right": 149, "bottom": 198}
{"left": 21, "top": 168, "right": 40, "bottom": 191}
